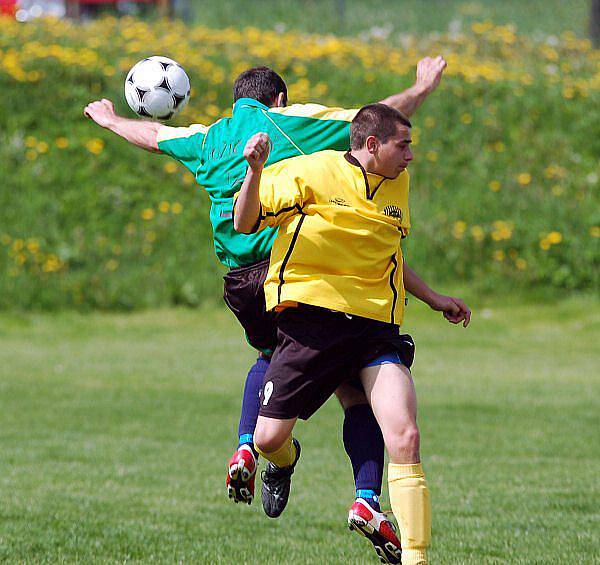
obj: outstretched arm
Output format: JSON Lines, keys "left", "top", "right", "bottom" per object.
{"left": 233, "top": 133, "right": 271, "bottom": 234}
{"left": 84, "top": 99, "right": 161, "bottom": 152}
{"left": 379, "top": 56, "right": 447, "bottom": 117}
{"left": 403, "top": 262, "right": 471, "bottom": 327}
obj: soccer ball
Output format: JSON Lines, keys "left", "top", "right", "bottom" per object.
{"left": 124, "top": 56, "right": 190, "bottom": 121}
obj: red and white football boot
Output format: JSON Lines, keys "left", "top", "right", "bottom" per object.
{"left": 348, "top": 498, "right": 402, "bottom": 564}
{"left": 226, "top": 444, "right": 257, "bottom": 505}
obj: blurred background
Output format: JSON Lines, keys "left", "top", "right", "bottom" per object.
{"left": 0, "top": 2, "right": 598, "bottom": 563}
{"left": 0, "top": 0, "right": 598, "bottom": 309}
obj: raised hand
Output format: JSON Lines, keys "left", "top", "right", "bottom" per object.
{"left": 243, "top": 132, "right": 271, "bottom": 171}
{"left": 415, "top": 55, "right": 447, "bottom": 94}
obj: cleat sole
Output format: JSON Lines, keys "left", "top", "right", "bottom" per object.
{"left": 348, "top": 517, "right": 401, "bottom": 565}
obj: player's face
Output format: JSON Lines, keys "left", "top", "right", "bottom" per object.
{"left": 374, "top": 124, "right": 413, "bottom": 178}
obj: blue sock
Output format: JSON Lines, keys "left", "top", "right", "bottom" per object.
{"left": 343, "top": 404, "right": 384, "bottom": 504}
{"left": 356, "top": 489, "right": 381, "bottom": 512}
{"left": 237, "top": 357, "right": 269, "bottom": 456}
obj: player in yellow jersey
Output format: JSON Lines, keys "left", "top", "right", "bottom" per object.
{"left": 234, "top": 103, "right": 471, "bottom": 565}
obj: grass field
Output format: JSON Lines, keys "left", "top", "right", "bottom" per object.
{"left": 1, "top": 297, "right": 599, "bottom": 563}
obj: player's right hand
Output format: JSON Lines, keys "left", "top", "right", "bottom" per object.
{"left": 83, "top": 99, "right": 117, "bottom": 128}
{"left": 415, "top": 55, "right": 447, "bottom": 94}
{"left": 244, "top": 133, "right": 271, "bottom": 171}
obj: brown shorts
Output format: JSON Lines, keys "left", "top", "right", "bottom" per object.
{"left": 258, "top": 304, "right": 415, "bottom": 420}
{"left": 222, "top": 258, "right": 278, "bottom": 356}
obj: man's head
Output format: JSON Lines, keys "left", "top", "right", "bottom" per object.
{"left": 350, "top": 103, "right": 413, "bottom": 178}
{"left": 233, "top": 66, "right": 288, "bottom": 108}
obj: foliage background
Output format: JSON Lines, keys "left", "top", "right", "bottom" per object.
{"left": 0, "top": 4, "right": 598, "bottom": 309}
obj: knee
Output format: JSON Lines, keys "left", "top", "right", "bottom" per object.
{"left": 253, "top": 427, "right": 285, "bottom": 454}
{"left": 386, "top": 425, "right": 420, "bottom": 461}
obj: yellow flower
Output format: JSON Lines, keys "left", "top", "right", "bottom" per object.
{"left": 164, "top": 162, "right": 177, "bottom": 174}
{"left": 551, "top": 185, "right": 564, "bottom": 197}
{"left": 182, "top": 173, "right": 194, "bottom": 185}
{"left": 426, "top": 150, "right": 438, "bottom": 162}
{"left": 452, "top": 220, "right": 467, "bottom": 239}
{"left": 12, "top": 239, "right": 24, "bottom": 251}
{"left": 546, "top": 231, "right": 562, "bottom": 244}
{"left": 460, "top": 113, "right": 472, "bottom": 125}
{"left": 562, "top": 86, "right": 574, "bottom": 99}
{"left": 85, "top": 138, "right": 105, "bottom": 155}
{"left": 517, "top": 173, "right": 531, "bottom": 186}
{"left": 489, "top": 180, "right": 501, "bottom": 192}
{"left": 146, "top": 231, "right": 157, "bottom": 242}
{"left": 105, "top": 259, "right": 119, "bottom": 271}
{"left": 470, "top": 225, "right": 485, "bottom": 242}
{"left": 171, "top": 202, "right": 183, "bottom": 214}
{"left": 26, "top": 239, "right": 40, "bottom": 253}
{"left": 493, "top": 141, "right": 505, "bottom": 152}
{"left": 158, "top": 201, "right": 170, "bottom": 213}
{"left": 492, "top": 250, "right": 505, "bottom": 262}
{"left": 539, "top": 238, "right": 551, "bottom": 250}
{"left": 55, "top": 137, "right": 69, "bottom": 149}
{"left": 424, "top": 116, "right": 436, "bottom": 128}
{"left": 112, "top": 244, "right": 122, "bottom": 255}
{"left": 26, "top": 150, "right": 37, "bottom": 161}
{"left": 37, "top": 141, "right": 49, "bottom": 154}
{"left": 141, "top": 208, "right": 155, "bottom": 220}
{"left": 0, "top": 234, "right": 11, "bottom": 245}
{"left": 25, "top": 136, "right": 37, "bottom": 148}
{"left": 589, "top": 226, "right": 600, "bottom": 238}
{"left": 515, "top": 258, "right": 527, "bottom": 270}
{"left": 15, "top": 252, "right": 27, "bottom": 265}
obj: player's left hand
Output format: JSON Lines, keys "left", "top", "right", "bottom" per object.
{"left": 428, "top": 293, "right": 471, "bottom": 327}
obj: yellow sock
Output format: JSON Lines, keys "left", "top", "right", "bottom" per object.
{"left": 388, "top": 462, "right": 431, "bottom": 565}
{"left": 254, "top": 434, "right": 297, "bottom": 468}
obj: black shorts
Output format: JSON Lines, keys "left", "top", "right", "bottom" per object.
{"left": 258, "top": 304, "right": 415, "bottom": 420}
{"left": 223, "top": 258, "right": 277, "bottom": 356}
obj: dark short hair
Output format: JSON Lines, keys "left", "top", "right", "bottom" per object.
{"left": 350, "top": 103, "right": 412, "bottom": 150}
{"left": 233, "top": 66, "right": 288, "bottom": 107}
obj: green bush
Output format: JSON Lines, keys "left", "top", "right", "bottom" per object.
{"left": 0, "top": 16, "right": 598, "bottom": 309}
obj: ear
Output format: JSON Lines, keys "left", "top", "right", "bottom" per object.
{"left": 365, "top": 135, "right": 379, "bottom": 155}
{"left": 274, "top": 92, "right": 286, "bottom": 107}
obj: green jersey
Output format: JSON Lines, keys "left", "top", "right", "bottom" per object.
{"left": 157, "top": 98, "right": 357, "bottom": 268}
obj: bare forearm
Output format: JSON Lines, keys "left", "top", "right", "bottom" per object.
{"left": 105, "top": 116, "right": 161, "bottom": 152}
{"left": 403, "top": 263, "right": 436, "bottom": 305}
{"left": 234, "top": 167, "right": 263, "bottom": 233}
{"left": 379, "top": 83, "right": 430, "bottom": 118}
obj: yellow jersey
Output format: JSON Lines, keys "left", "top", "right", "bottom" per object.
{"left": 235, "top": 150, "right": 411, "bottom": 324}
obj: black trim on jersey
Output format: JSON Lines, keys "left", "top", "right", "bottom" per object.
{"left": 239, "top": 203, "right": 303, "bottom": 234}
{"left": 260, "top": 203, "right": 303, "bottom": 221}
{"left": 370, "top": 177, "right": 386, "bottom": 199}
{"left": 344, "top": 151, "right": 371, "bottom": 198}
{"left": 389, "top": 253, "right": 399, "bottom": 324}
{"left": 343, "top": 151, "right": 390, "bottom": 200}
{"left": 278, "top": 213, "right": 306, "bottom": 304}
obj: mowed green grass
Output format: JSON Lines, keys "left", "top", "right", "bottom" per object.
{"left": 0, "top": 298, "right": 598, "bottom": 564}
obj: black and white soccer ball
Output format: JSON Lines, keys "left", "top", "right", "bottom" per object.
{"left": 124, "top": 56, "right": 190, "bottom": 121}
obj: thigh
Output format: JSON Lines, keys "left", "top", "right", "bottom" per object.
{"left": 359, "top": 362, "right": 417, "bottom": 437}
{"left": 223, "top": 260, "right": 277, "bottom": 355}
{"left": 260, "top": 306, "right": 359, "bottom": 420}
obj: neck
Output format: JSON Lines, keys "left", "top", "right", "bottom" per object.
{"left": 350, "top": 149, "right": 378, "bottom": 175}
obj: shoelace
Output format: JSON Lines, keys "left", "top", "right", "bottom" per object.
{"left": 261, "top": 464, "right": 294, "bottom": 492}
